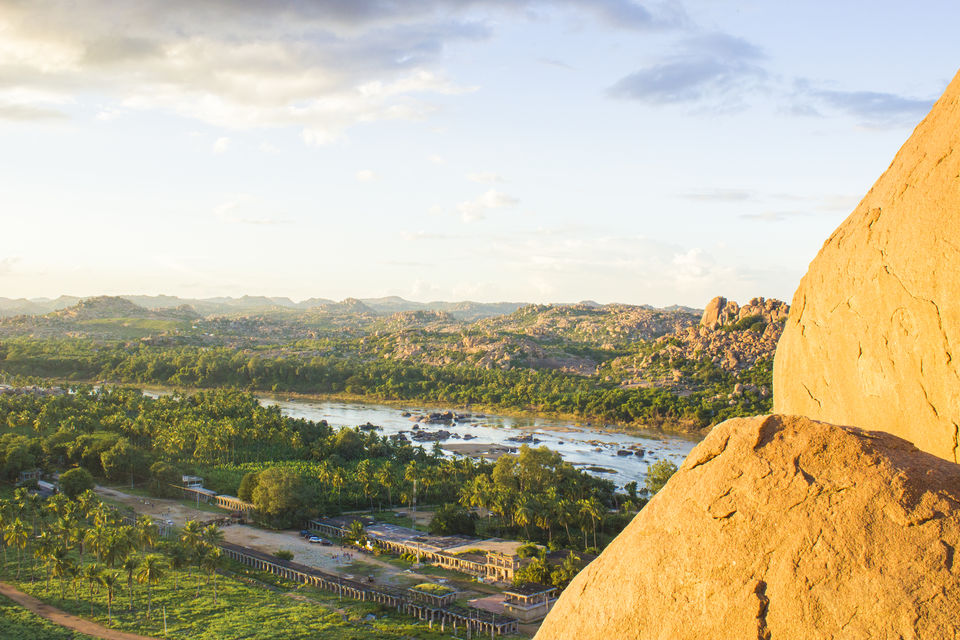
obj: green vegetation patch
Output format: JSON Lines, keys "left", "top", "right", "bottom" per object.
{"left": 0, "top": 595, "right": 97, "bottom": 640}
{"left": 412, "top": 582, "right": 454, "bottom": 595}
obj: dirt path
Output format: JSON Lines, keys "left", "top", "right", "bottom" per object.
{"left": 94, "top": 487, "right": 437, "bottom": 587}
{"left": 0, "top": 581, "right": 160, "bottom": 640}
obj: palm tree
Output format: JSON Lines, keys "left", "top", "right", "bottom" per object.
{"left": 534, "top": 504, "right": 553, "bottom": 545}
{"left": 330, "top": 468, "right": 346, "bottom": 508}
{"left": 83, "top": 563, "right": 102, "bottom": 615}
{"left": 65, "top": 559, "right": 80, "bottom": 601}
{"left": 356, "top": 459, "right": 376, "bottom": 509}
{"left": 200, "top": 547, "right": 222, "bottom": 604}
{"left": 557, "top": 499, "right": 574, "bottom": 545}
{"left": 136, "top": 516, "right": 159, "bottom": 551}
{"left": 98, "top": 570, "right": 120, "bottom": 624}
{"left": 579, "top": 497, "right": 604, "bottom": 549}
{"left": 136, "top": 554, "right": 166, "bottom": 618}
{"left": 513, "top": 499, "right": 534, "bottom": 540}
{"left": 200, "top": 524, "right": 224, "bottom": 549}
{"left": 5, "top": 518, "right": 28, "bottom": 578}
{"left": 0, "top": 506, "right": 8, "bottom": 563}
{"left": 345, "top": 520, "right": 366, "bottom": 546}
{"left": 101, "top": 531, "right": 130, "bottom": 569}
{"left": 50, "top": 549, "right": 73, "bottom": 600}
{"left": 26, "top": 492, "right": 43, "bottom": 535}
{"left": 376, "top": 462, "right": 397, "bottom": 508}
{"left": 166, "top": 543, "right": 189, "bottom": 590}
{"left": 85, "top": 524, "right": 111, "bottom": 563}
{"left": 122, "top": 556, "right": 138, "bottom": 611}
{"left": 193, "top": 545, "right": 208, "bottom": 598}
{"left": 180, "top": 520, "right": 202, "bottom": 556}
{"left": 34, "top": 531, "right": 57, "bottom": 587}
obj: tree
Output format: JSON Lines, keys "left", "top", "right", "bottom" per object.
{"left": 237, "top": 471, "right": 259, "bottom": 502}
{"left": 98, "top": 570, "right": 120, "bottom": 624}
{"left": 578, "top": 497, "right": 604, "bottom": 550}
{"left": 136, "top": 554, "right": 166, "bottom": 618}
{"left": 549, "top": 551, "right": 581, "bottom": 589}
{"left": 149, "top": 461, "right": 181, "bottom": 497}
{"left": 273, "top": 549, "right": 294, "bottom": 561}
{"left": 50, "top": 548, "right": 73, "bottom": 599}
{"left": 122, "top": 555, "right": 138, "bottom": 611}
{"left": 100, "top": 438, "right": 149, "bottom": 486}
{"left": 376, "top": 462, "right": 397, "bottom": 507}
{"left": 4, "top": 518, "right": 28, "bottom": 578}
{"left": 135, "top": 516, "right": 159, "bottom": 551}
{"left": 429, "top": 503, "right": 476, "bottom": 536}
{"left": 251, "top": 466, "right": 309, "bottom": 528}
{"left": 83, "top": 563, "right": 102, "bottom": 615}
{"left": 60, "top": 467, "right": 95, "bottom": 499}
{"left": 200, "top": 547, "right": 223, "bottom": 604}
{"left": 344, "top": 520, "right": 366, "bottom": 546}
{"left": 513, "top": 550, "right": 550, "bottom": 586}
{"left": 645, "top": 459, "right": 678, "bottom": 495}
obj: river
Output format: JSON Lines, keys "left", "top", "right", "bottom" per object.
{"left": 142, "top": 388, "right": 700, "bottom": 488}
{"left": 262, "top": 396, "right": 700, "bottom": 489}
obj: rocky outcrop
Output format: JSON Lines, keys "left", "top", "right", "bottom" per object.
{"left": 535, "top": 414, "right": 960, "bottom": 640}
{"left": 774, "top": 70, "right": 960, "bottom": 463}
{"left": 701, "top": 296, "right": 789, "bottom": 330}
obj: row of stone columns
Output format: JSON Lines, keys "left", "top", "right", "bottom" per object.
{"left": 220, "top": 544, "right": 518, "bottom": 635}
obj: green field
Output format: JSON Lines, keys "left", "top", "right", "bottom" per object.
{"left": 0, "top": 555, "right": 458, "bottom": 640}
{"left": 0, "top": 595, "right": 96, "bottom": 640}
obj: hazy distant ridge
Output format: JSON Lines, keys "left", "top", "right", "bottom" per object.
{"left": 0, "top": 294, "right": 537, "bottom": 320}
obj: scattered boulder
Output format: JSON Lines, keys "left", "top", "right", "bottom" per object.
{"left": 774, "top": 69, "right": 960, "bottom": 463}
{"left": 535, "top": 414, "right": 960, "bottom": 640}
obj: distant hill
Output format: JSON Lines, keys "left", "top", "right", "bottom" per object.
{"left": 0, "top": 295, "right": 81, "bottom": 317}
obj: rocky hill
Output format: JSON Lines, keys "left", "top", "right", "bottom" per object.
{"left": 537, "top": 68, "right": 960, "bottom": 639}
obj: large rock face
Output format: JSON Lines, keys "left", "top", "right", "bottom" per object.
{"left": 535, "top": 414, "right": 960, "bottom": 640}
{"left": 774, "top": 70, "right": 960, "bottom": 463}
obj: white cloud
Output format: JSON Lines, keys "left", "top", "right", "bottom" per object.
{"left": 355, "top": 169, "right": 376, "bottom": 182}
{"left": 0, "top": 257, "right": 20, "bottom": 276}
{"left": 0, "top": 2, "right": 485, "bottom": 142}
{"left": 456, "top": 190, "right": 519, "bottom": 222}
{"left": 212, "top": 136, "right": 231, "bottom": 154}
{"left": 213, "top": 194, "right": 291, "bottom": 225}
{"left": 429, "top": 155, "right": 446, "bottom": 165}
{"left": 467, "top": 171, "right": 505, "bottom": 184}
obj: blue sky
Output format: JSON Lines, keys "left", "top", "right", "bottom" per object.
{"left": 0, "top": 1, "right": 957, "bottom": 306}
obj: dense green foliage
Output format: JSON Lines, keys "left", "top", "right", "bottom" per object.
{"left": 0, "top": 388, "right": 624, "bottom": 549}
{"left": 0, "top": 596, "right": 96, "bottom": 639}
{"left": 0, "top": 491, "right": 456, "bottom": 640}
{"left": 0, "top": 337, "right": 772, "bottom": 429}
{"left": 644, "top": 459, "right": 678, "bottom": 494}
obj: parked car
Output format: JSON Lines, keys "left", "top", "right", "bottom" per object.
{"left": 299, "top": 530, "right": 311, "bottom": 538}
{"left": 308, "top": 536, "right": 322, "bottom": 543}
{"left": 320, "top": 538, "right": 332, "bottom": 546}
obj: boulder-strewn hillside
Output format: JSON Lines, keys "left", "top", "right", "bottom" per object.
{"left": 535, "top": 415, "right": 960, "bottom": 639}
{"left": 775, "top": 68, "right": 960, "bottom": 463}
{"left": 600, "top": 297, "right": 787, "bottom": 397}
{"left": 0, "top": 294, "right": 787, "bottom": 399}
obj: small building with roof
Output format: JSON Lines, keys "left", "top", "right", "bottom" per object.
{"left": 502, "top": 583, "right": 557, "bottom": 622}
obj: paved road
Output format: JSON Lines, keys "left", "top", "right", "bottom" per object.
{"left": 0, "top": 581, "right": 160, "bottom": 640}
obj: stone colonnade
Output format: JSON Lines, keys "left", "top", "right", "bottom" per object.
{"left": 218, "top": 542, "right": 518, "bottom": 636}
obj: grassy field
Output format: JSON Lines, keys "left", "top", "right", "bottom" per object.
{"left": 0, "top": 595, "right": 97, "bottom": 640}
{"left": 0, "top": 555, "right": 458, "bottom": 640}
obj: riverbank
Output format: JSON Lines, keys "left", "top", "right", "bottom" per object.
{"left": 98, "top": 380, "right": 710, "bottom": 438}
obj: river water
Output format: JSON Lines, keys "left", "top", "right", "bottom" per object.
{"left": 263, "top": 397, "right": 700, "bottom": 489}
{"left": 142, "top": 388, "right": 700, "bottom": 488}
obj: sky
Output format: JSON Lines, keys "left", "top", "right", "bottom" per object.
{"left": 0, "top": 1, "right": 958, "bottom": 307}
